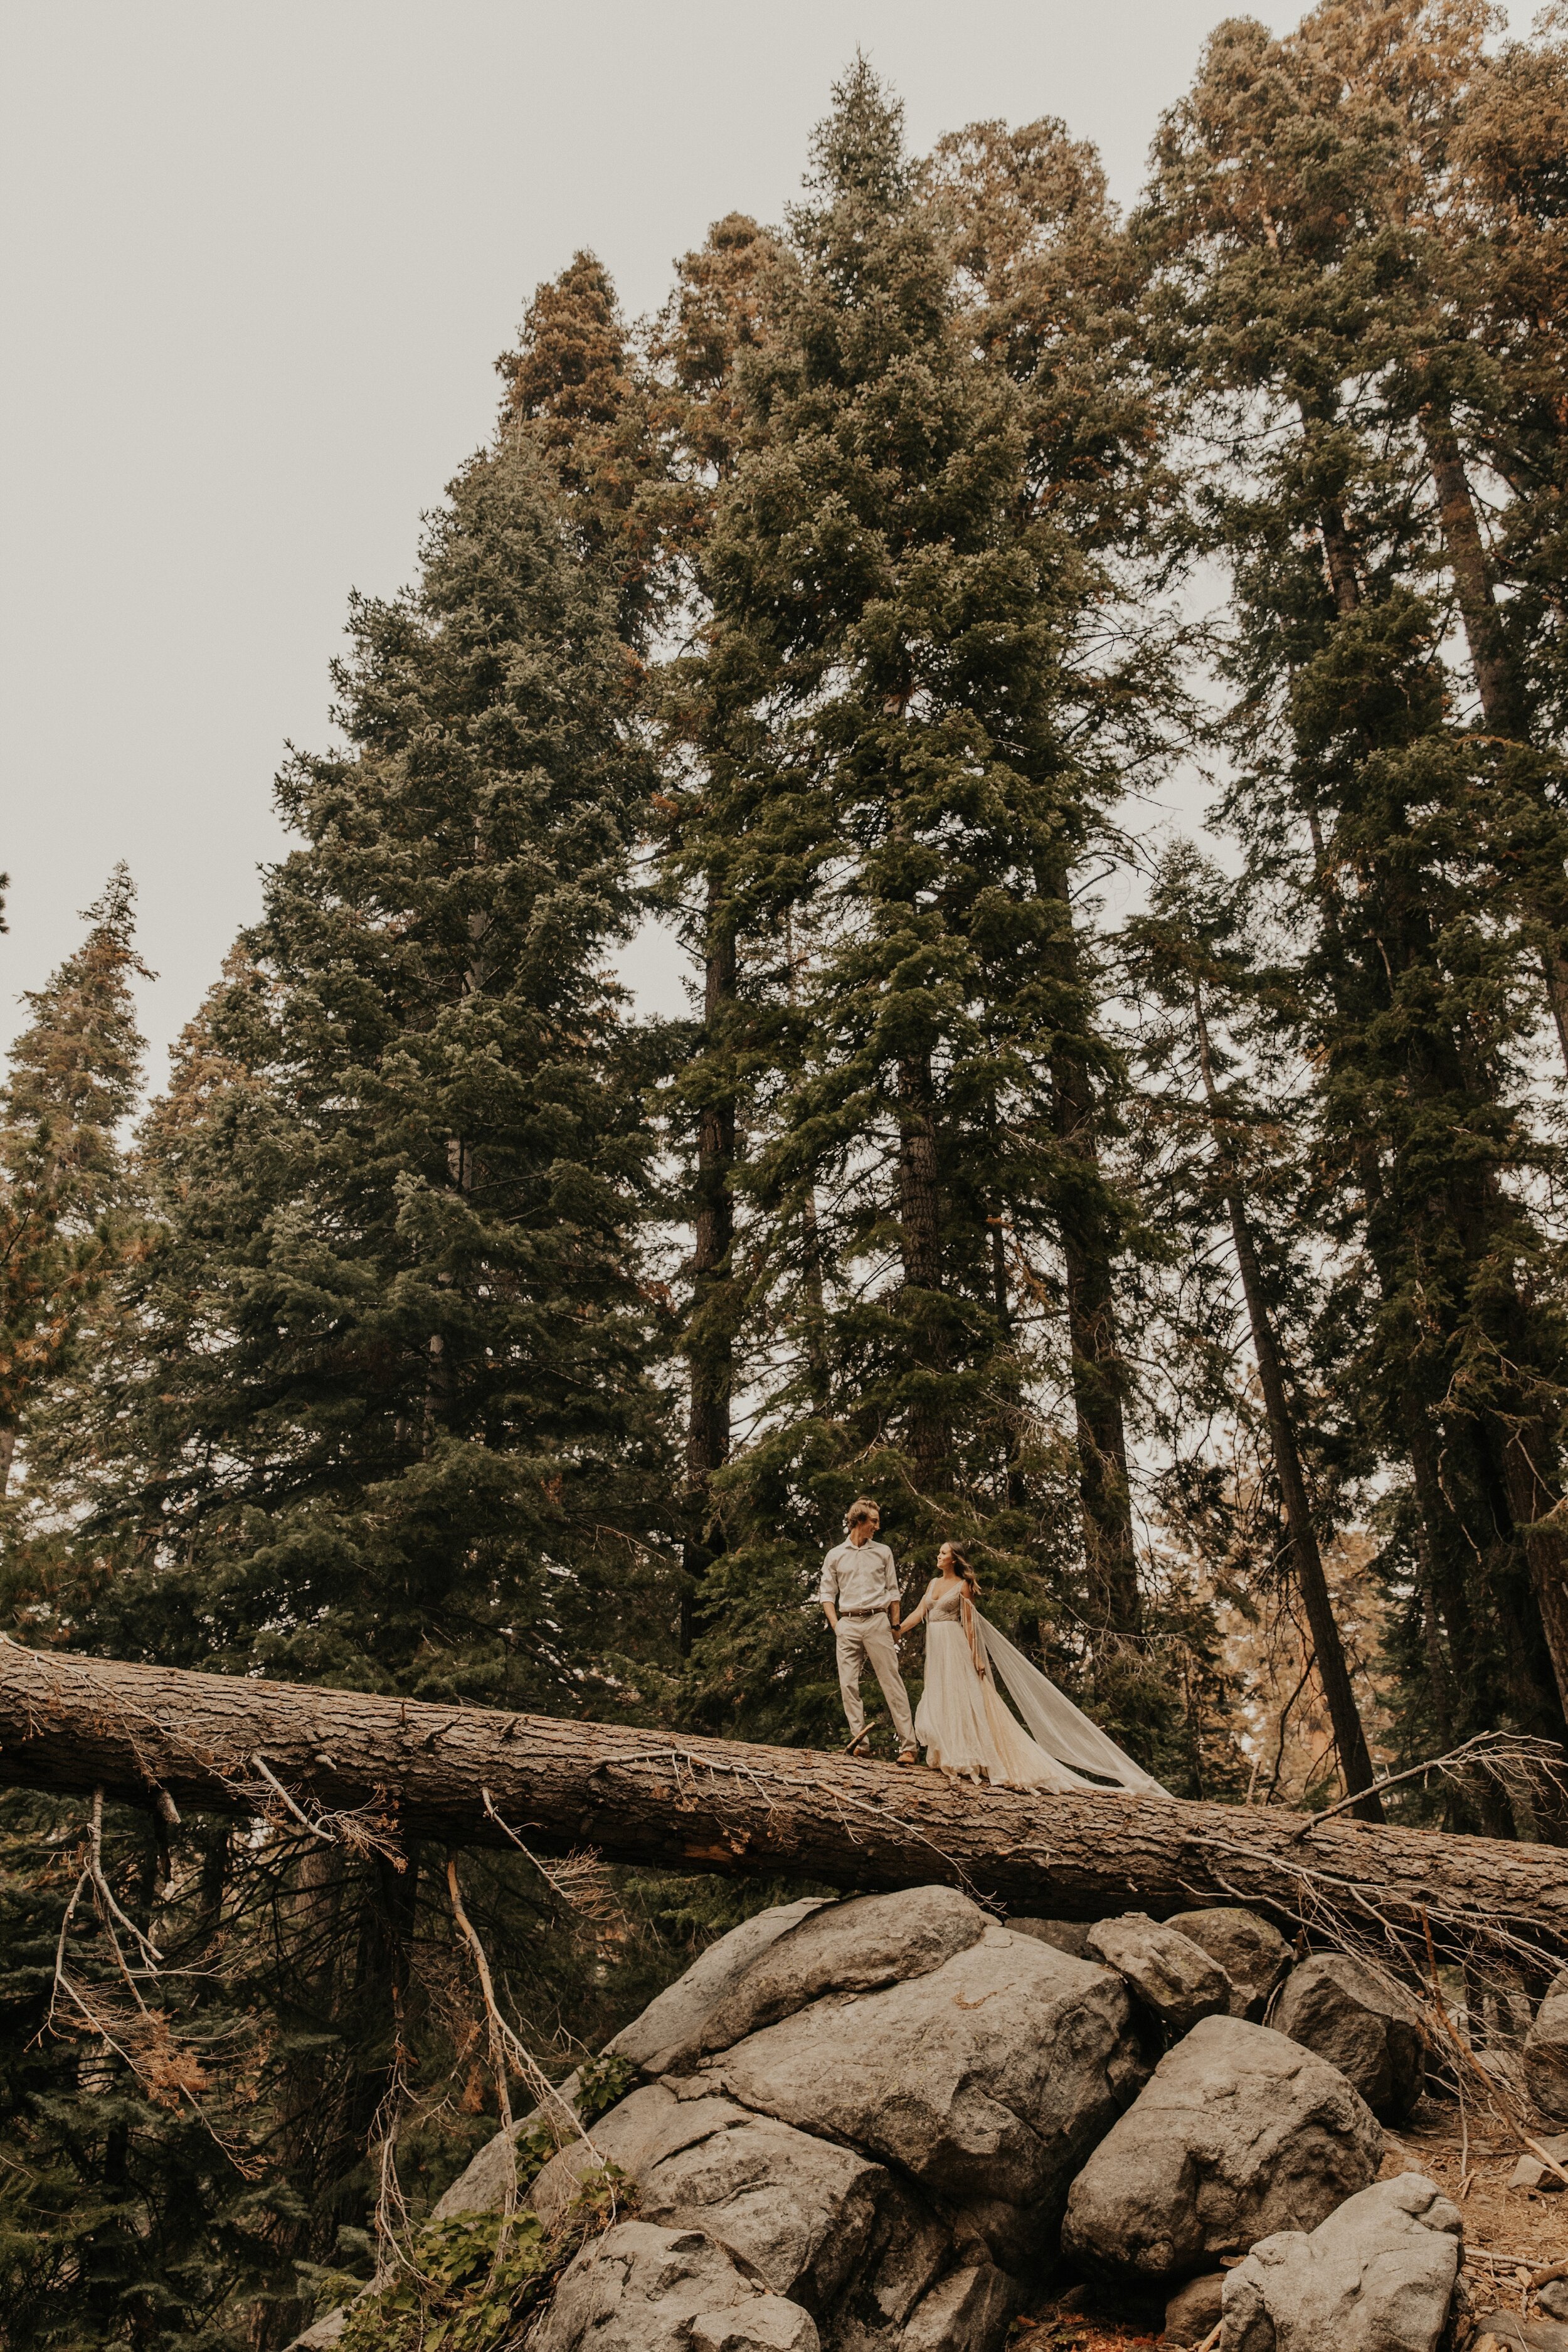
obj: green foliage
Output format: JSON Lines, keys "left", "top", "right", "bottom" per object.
{"left": 664, "top": 60, "right": 1185, "bottom": 1749}
{"left": 572, "top": 2052, "right": 637, "bottom": 2127}
{"left": 19, "top": 433, "right": 677, "bottom": 1708}
{"left": 0, "top": 867, "right": 149, "bottom": 1503}
{"left": 335, "top": 2173, "right": 630, "bottom": 2352}
{"left": 8, "top": 15, "right": 1568, "bottom": 2346}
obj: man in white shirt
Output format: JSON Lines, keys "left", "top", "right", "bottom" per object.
{"left": 819, "top": 1498, "right": 918, "bottom": 1762}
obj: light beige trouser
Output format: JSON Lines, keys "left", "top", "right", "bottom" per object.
{"left": 835, "top": 1612, "right": 917, "bottom": 1749}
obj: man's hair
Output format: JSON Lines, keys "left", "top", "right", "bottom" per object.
{"left": 846, "top": 1498, "right": 879, "bottom": 1528}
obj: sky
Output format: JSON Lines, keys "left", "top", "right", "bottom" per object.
{"left": 0, "top": 0, "right": 1533, "bottom": 1077}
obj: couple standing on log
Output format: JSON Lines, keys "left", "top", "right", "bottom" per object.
{"left": 819, "top": 1499, "right": 1168, "bottom": 1797}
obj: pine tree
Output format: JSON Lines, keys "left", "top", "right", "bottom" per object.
{"left": 673, "top": 64, "right": 1179, "bottom": 1762}
{"left": 53, "top": 436, "right": 674, "bottom": 1708}
{"left": 1147, "top": 3, "right": 1568, "bottom": 1793}
{"left": 0, "top": 866, "right": 148, "bottom": 1502}
{"left": 648, "top": 213, "right": 780, "bottom": 1650}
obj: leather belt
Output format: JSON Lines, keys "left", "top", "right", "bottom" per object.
{"left": 839, "top": 1605, "right": 889, "bottom": 1618}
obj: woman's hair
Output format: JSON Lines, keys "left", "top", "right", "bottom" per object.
{"left": 846, "top": 1498, "right": 879, "bottom": 1529}
{"left": 945, "top": 1545, "right": 980, "bottom": 1596}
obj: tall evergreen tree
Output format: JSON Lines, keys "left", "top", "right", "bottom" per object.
{"left": 0, "top": 866, "right": 148, "bottom": 1502}
{"left": 673, "top": 64, "right": 1178, "bottom": 1759}
{"left": 47, "top": 436, "right": 674, "bottom": 1706}
{"left": 649, "top": 213, "right": 780, "bottom": 1651}
{"left": 1147, "top": 1, "right": 1568, "bottom": 1787}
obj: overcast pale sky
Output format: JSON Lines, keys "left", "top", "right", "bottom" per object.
{"left": 0, "top": 1, "right": 1530, "bottom": 1074}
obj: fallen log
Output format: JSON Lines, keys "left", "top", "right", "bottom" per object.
{"left": 2, "top": 1636, "right": 1566, "bottom": 1960}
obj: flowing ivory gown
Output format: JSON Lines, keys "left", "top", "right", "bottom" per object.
{"left": 913, "top": 1581, "right": 1168, "bottom": 1796}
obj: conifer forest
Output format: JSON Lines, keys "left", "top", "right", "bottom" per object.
{"left": 4, "top": 4, "right": 1568, "bottom": 2343}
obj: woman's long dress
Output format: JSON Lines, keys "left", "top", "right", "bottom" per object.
{"left": 913, "top": 1582, "right": 1167, "bottom": 1796}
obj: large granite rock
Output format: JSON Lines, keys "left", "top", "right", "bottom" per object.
{"left": 691, "top": 1885, "right": 987, "bottom": 2056}
{"left": 1221, "top": 2172, "right": 1462, "bottom": 2352}
{"left": 453, "top": 1892, "right": 1059, "bottom": 2351}
{"left": 1165, "top": 2272, "right": 1226, "bottom": 2346}
{"left": 1062, "top": 2014, "right": 1384, "bottom": 2284}
{"left": 431, "top": 1899, "right": 837, "bottom": 2225}
{"left": 1084, "top": 1912, "right": 1233, "bottom": 2037}
{"left": 431, "top": 2072, "right": 583, "bottom": 2222}
{"left": 1006, "top": 1917, "right": 1091, "bottom": 1959}
{"left": 1176, "top": 1909, "right": 1293, "bottom": 2020}
{"left": 606, "top": 1897, "right": 832, "bottom": 2076}
{"left": 1526, "top": 1966, "right": 1568, "bottom": 2123}
{"left": 1271, "top": 1954, "right": 1427, "bottom": 2122}
{"left": 1474, "top": 2316, "right": 1568, "bottom": 2351}
{"left": 531, "top": 2220, "right": 819, "bottom": 2352}
{"left": 526, "top": 2082, "right": 948, "bottom": 2334}
{"left": 898, "top": 2262, "right": 1017, "bottom": 2351}
{"left": 694, "top": 1919, "right": 1144, "bottom": 2274}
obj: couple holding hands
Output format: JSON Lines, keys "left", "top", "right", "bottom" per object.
{"left": 818, "top": 1498, "right": 1165, "bottom": 1798}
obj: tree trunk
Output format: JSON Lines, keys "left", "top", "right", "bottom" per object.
{"left": 1190, "top": 987, "right": 1384, "bottom": 1822}
{"left": 682, "top": 907, "right": 737, "bottom": 1653}
{"left": 897, "top": 1051, "right": 947, "bottom": 1483}
{"left": 1050, "top": 1041, "right": 1140, "bottom": 1636}
{"left": 8, "top": 1640, "right": 1565, "bottom": 1952}
{"left": 1422, "top": 411, "right": 1523, "bottom": 739}
{"left": 1419, "top": 411, "right": 1568, "bottom": 1070}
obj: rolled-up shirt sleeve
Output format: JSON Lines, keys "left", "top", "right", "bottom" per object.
{"left": 818, "top": 1547, "right": 841, "bottom": 1608}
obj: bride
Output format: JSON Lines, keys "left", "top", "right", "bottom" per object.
{"left": 898, "top": 1544, "right": 1168, "bottom": 1796}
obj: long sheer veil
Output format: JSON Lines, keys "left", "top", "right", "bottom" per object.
{"left": 975, "top": 1613, "right": 1171, "bottom": 1797}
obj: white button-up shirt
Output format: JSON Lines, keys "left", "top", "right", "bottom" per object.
{"left": 818, "top": 1537, "right": 901, "bottom": 1615}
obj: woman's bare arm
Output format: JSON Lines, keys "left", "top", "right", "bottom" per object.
{"left": 897, "top": 1579, "right": 939, "bottom": 1637}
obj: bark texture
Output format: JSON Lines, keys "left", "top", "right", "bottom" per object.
{"left": 3, "top": 1639, "right": 1567, "bottom": 1952}
{"left": 1192, "top": 986, "right": 1384, "bottom": 1823}
{"left": 681, "top": 908, "right": 738, "bottom": 1653}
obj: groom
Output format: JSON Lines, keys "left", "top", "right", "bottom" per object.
{"left": 819, "top": 1498, "right": 918, "bottom": 1764}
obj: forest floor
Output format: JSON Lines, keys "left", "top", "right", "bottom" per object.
{"left": 1005, "top": 2096, "right": 1568, "bottom": 2348}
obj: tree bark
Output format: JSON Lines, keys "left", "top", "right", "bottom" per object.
{"left": 1041, "top": 871, "right": 1139, "bottom": 1635}
{"left": 1050, "top": 1041, "right": 1140, "bottom": 1636}
{"left": 7, "top": 1639, "right": 1565, "bottom": 1952}
{"left": 1190, "top": 987, "right": 1384, "bottom": 1823}
{"left": 682, "top": 904, "right": 738, "bottom": 1654}
{"left": 1419, "top": 411, "right": 1568, "bottom": 1071}
{"left": 897, "top": 1051, "right": 947, "bottom": 1483}
{"left": 1422, "top": 411, "right": 1523, "bottom": 739}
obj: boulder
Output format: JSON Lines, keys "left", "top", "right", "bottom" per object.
{"left": 1507, "top": 2129, "right": 1568, "bottom": 2192}
{"left": 1473, "top": 2317, "right": 1568, "bottom": 2352}
{"left": 693, "top": 1919, "right": 1144, "bottom": 2274}
{"left": 288, "top": 2319, "right": 346, "bottom": 2352}
{"left": 1084, "top": 1912, "right": 1233, "bottom": 2036}
{"left": 1062, "top": 2014, "right": 1384, "bottom": 2284}
{"left": 898, "top": 2262, "right": 1017, "bottom": 2351}
{"left": 1271, "top": 1954, "right": 1428, "bottom": 2122}
{"left": 1165, "top": 2273, "right": 1226, "bottom": 2346}
{"left": 606, "top": 1897, "right": 832, "bottom": 2077}
{"left": 432, "top": 2070, "right": 583, "bottom": 2220}
{"left": 531, "top": 2220, "right": 819, "bottom": 2352}
{"left": 691, "top": 1885, "right": 987, "bottom": 2057}
{"left": 1525, "top": 1966, "right": 1568, "bottom": 2123}
{"left": 1006, "top": 1917, "right": 1091, "bottom": 1959}
{"left": 1221, "top": 2172, "right": 1461, "bottom": 2352}
{"left": 527, "top": 2080, "right": 946, "bottom": 2331}
{"left": 1176, "top": 1909, "right": 1293, "bottom": 2020}
{"left": 1542, "top": 2282, "right": 1568, "bottom": 2320}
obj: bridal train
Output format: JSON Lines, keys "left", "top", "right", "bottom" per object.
{"left": 907, "top": 1567, "right": 1167, "bottom": 1797}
